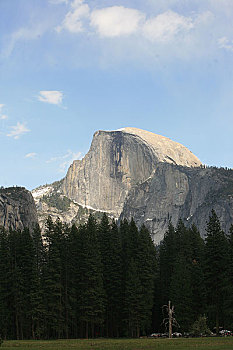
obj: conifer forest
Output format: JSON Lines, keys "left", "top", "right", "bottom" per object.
{"left": 0, "top": 210, "right": 233, "bottom": 340}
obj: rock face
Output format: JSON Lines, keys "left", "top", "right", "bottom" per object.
{"left": 61, "top": 128, "right": 201, "bottom": 217}
{"left": 0, "top": 187, "right": 38, "bottom": 231}
{"left": 121, "top": 164, "right": 233, "bottom": 243}
{"left": 33, "top": 127, "right": 233, "bottom": 244}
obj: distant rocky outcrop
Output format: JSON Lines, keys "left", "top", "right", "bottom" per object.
{"left": 61, "top": 128, "right": 201, "bottom": 217}
{"left": 121, "top": 164, "right": 233, "bottom": 243}
{"left": 32, "top": 127, "right": 233, "bottom": 244}
{"left": 0, "top": 187, "right": 38, "bottom": 231}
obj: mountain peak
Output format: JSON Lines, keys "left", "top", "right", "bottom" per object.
{"left": 100, "top": 127, "right": 202, "bottom": 168}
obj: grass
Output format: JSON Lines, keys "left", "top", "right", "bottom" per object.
{"left": 1, "top": 337, "right": 233, "bottom": 350}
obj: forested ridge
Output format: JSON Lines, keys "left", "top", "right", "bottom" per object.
{"left": 0, "top": 211, "right": 232, "bottom": 340}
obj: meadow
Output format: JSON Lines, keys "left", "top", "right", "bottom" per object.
{"left": 1, "top": 337, "right": 233, "bottom": 350}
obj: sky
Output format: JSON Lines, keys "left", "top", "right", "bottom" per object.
{"left": 1, "top": 0, "right": 233, "bottom": 190}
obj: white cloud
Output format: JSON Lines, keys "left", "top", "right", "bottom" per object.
{"left": 46, "top": 150, "right": 82, "bottom": 173}
{"left": 50, "top": 0, "right": 69, "bottom": 4}
{"left": 90, "top": 6, "right": 145, "bottom": 38}
{"left": 7, "top": 122, "right": 30, "bottom": 139}
{"left": 54, "top": 1, "right": 233, "bottom": 64}
{"left": 143, "top": 10, "right": 193, "bottom": 42}
{"left": 0, "top": 104, "right": 4, "bottom": 112}
{"left": 0, "top": 115, "right": 8, "bottom": 120}
{"left": 218, "top": 36, "right": 233, "bottom": 52}
{"left": 25, "top": 152, "right": 37, "bottom": 158}
{"left": 38, "top": 91, "right": 63, "bottom": 105}
{"left": 56, "top": 0, "right": 90, "bottom": 33}
{"left": 2, "top": 25, "right": 47, "bottom": 58}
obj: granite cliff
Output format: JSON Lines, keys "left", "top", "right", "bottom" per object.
{"left": 121, "top": 164, "right": 233, "bottom": 243}
{"left": 61, "top": 128, "right": 201, "bottom": 216}
{"left": 32, "top": 128, "right": 233, "bottom": 243}
{"left": 0, "top": 187, "right": 38, "bottom": 231}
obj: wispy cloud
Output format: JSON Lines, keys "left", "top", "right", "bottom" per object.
{"left": 218, "top": 36, "right": 233, "bottom": 52}
{"left": 57, "top": 2, "right": 199, "bottom": 42}
{"left": 2, "top": 25, "right": 47, "bottom": 58}
{"left": 0, "top": 115, "right": 8, "bottom": 120}
{"left": 55, "top": 1, "right": 218, "bottom": 63}
{"left": 25, "top": 152, "right": 37, "bottom": 158}
{"left": 38, "top": 90, "right": 63, "bottom": 105}
{"left": 0, "top": 104, "right": 8, "bottom": 120}
{"left": 90, "top": 6, "right": 145, "bottom": 38}
{"left": 46, "top": 150, "right": 82, "bottom": 173}
{"left": 50, "top": 0, "right": 69, "bottom": 4}
{"left": 56, "top": 0, "right": 89, "bottom": 33}
{"left": 143, "top": 11, "right": 193, "bottom": 42}
{"left": 7, "top": 122, "right": 30, "bottom": 139}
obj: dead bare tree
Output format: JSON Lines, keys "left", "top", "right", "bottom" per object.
{"left": 162, "top": 301, "right": 180, "bottom": 338}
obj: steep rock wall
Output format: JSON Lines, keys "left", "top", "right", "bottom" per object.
{"left": 0, "top": 187, "right": 38, "bottom": 231}
{"left": 33, "top": 128, "right": 233, "bottom": 244}
{"left": 121, "top": 164, "right": 233, "bottom": 244}
{"left": 62, "top": 130, "right": 157, "bottom": 216}
{"left": 61, "top": 129, "right": 201, "bottom": 217}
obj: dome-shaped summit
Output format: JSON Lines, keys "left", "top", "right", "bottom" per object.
{"left": 116, "top": 127, "right": 202, "bottom": 167}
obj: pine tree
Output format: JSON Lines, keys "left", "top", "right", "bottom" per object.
{"left": 124, "top": 258, "right": 142, "bottom": 337}
{"left": 189, "top": 224, "right": 206, "bottom": 321}
{"left": 17, "top": 228, "right": 36, "bottom": 339}
{"left": 42, "top": 217, "right": 65, "bottom": 338}
{"left": 137, "top": 225, "right": 157, "bottom": 335}
{"left": 0, "top": 227, "right": 11, "bottom": 339}
{"left": 30, "top": 224, "right": 45, "bottom": 339}
{"left": 7, "top": 229, "right": 23, "bottom": 339}
{"left": 121, "top": 218, "right": 140, "bottom": 336}
{"left": 76, "top": 215, "right": 105, "bottom": 338}
{"left": 67, "top": 223, "right": 82, "bottom": 338}
{"left": 204, "top": 210, "right": 229, "bottom": 334}
{"left": 224, "top": 225, "right": 233, "bottom": 328}
{"left": 159, "top": 221, "right": 179, "bottom": 306}
{"left": 160, "top": 220, "right": 206, "bottom": 332}
{"left": 98, "top": 215, "right": 122, "bottom": 337}
{"left": 170, "top": 254, "right": 193, "bottom": 331}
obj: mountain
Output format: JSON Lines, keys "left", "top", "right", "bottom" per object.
{"left": 32, "top": 128, "right": 233, "bottom": 244}
{"left": 0, "top": 186, "right": 38, "bottom": 231}
{"left": 121, "top": 163, "right": 233, "bottom": 243}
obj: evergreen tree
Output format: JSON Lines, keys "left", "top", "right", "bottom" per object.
{"left": 43, "top": 217, "right": 65, "bottom": 338}
{"left": 7, "top": 229, "right": 23, "bottom": 339}
{"left": 159, "top": 220, "right": 206, "bottom": 332}
{"left": 159, "top": 221, "right": 179, "bottom": 306}
{"left": 137, "top": 225, "right": 157, "bottom": 335}
{"left": 204, "top": 210, "right": 229, "bottom": 334}
{"left": 0, "top": 227, "right": 11, "bottom": 339}
{"left": 170, "top": 254, "right": 193, "bottom": 331}
{"left": 30, "top": 224, "right": 45, "bottom": 339}
{"left": 76, "top": 215, "right": 105, "bottom": 338}
{"left": 17, "top": 228, "right": 36, "bottom": 339}
{"left": 124, "top": 258, "right": 142, "bottom": 337}
{"left": 121, "top": 218, "right": 140, "bottom": 336}
{"left": 98, "top": 215, "right": 122, "bottom": 337}
{"left": 189, "top": 224, "right": 206, "bottom": 321}
{"left": 225, "top": 225, "right": 233, "bottom": 329}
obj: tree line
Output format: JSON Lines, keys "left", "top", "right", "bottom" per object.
{"left": 0, "top": 210, "right": 232, "bottom": 339}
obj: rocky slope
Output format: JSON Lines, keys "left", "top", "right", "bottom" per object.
{"left": 61, "top": 128, "right": 201, "bottom": 216}
{"left": 32, "top": 127, "right": 233, "bottom": 244}
{"left": 32, "top": 181, "right": 111, "bottom": 229}
{"left": 0, "top": 187, "right": 38, "bottom": 231}
{"left": 121, "top": 164, "right": 233, "bottom": 243}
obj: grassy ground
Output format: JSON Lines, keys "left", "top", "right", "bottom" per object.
{"left": 1, "top": 337, "right": 233, "bottom": 350}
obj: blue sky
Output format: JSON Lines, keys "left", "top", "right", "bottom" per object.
{"left": 1, "top": 0, "right": 233, "bottom": 190}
